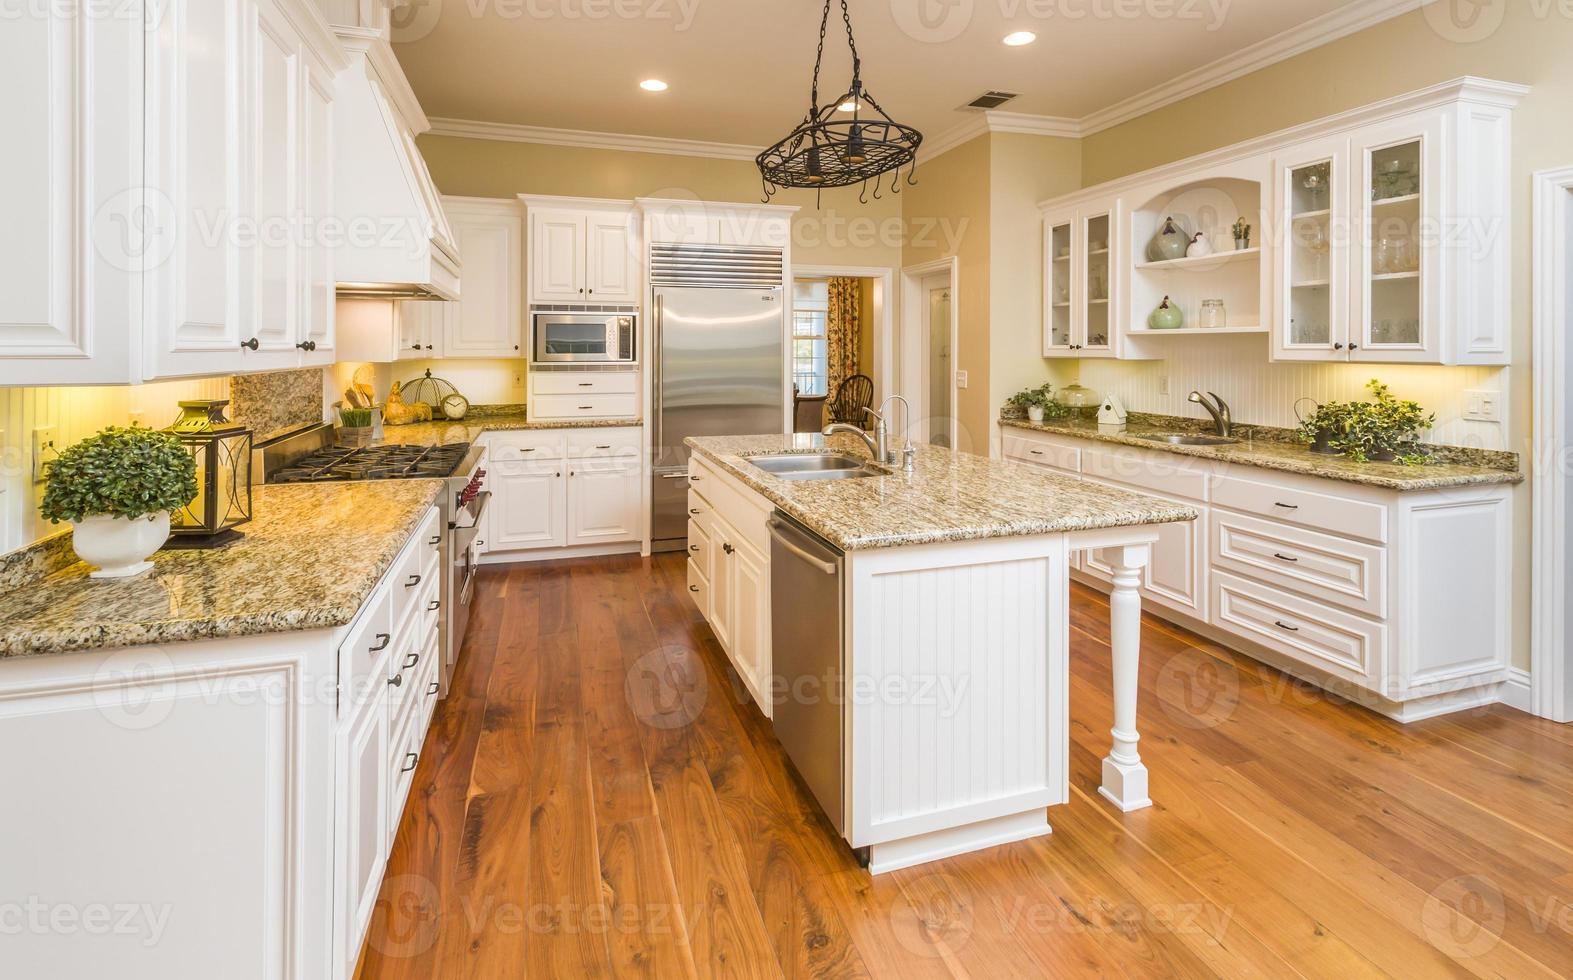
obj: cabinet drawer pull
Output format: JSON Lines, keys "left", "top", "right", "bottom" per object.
{"left": 689, "top": 507, "right": 701, "bottom": 515}
{"left": 428, "top": 535, "right": 441, "bottom": 546}
{"left": 689, "top": 475, "right": 701, "bottom": 482}
{"left": 578, "top": 382, "right": 594, "bottom": 387}
{"left": 1272, "top": 552, "right": 1299, "bottom": 563}
{"left": 1030, "top": 449, "right": 1044, "bottom": 455}
{"left": 404, "top": 574, "right": 422, "bottom": 587}
{"left": 578, "top": 405, "right": 593, "bottom": 410}
{"left": 1273, "top": 620, "right": 1300, "bottom": 632}
{"left": 427, "top": 681, "right": 440, "bottom": 696}
{"left": 427, "top": 599, "right": 441, "bottom": 612}
{"left": 689, "top": 544, "right": 699, "bottom": 552}
{"left": 1273, "top": 502, "right": 1299, "bottom": 510}
{"left": 595, "top": 444, "right": 612, "bottom": 450}
{"left": 401, "top": 752, "right": 418, "bottom": 773}
{"left": 403, "top": 652, "right": 420, "bottom": 669}
{"left": 521, "top": 447, "right": 536, "bottom": 452}
{"left": 388, "top": 673, "right": 403, "bottom": 688}
{"left": 369, "top": 633, "right": 391, "bottom": 653}
{"left": 689, "top": 584, "right": 700, "bottom": 593}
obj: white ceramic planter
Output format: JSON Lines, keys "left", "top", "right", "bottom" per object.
{"left": 1027, "top": 405, "right": 1046, "bottom": 423}
{"left": 71, "top": 511, "right": 170, "bottom": 579}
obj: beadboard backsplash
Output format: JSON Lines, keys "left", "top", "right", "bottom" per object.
{"left": 1070, "top": 335, "right": 1509, "bottom": 450}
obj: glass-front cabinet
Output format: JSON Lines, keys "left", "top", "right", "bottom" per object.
{"left": 1273, "top": 135, "right": 1348, "bottom": 361}
{"left": 1351, "top": 115, "right": 1443, "bottom": 362}
{"left": 1042, "top": 203, "right": 1119, "bottom": 358}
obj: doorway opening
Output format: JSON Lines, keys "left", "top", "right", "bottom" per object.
{"left": 900, "top": 257, "right": 959, "bottom": 449}
{"left": 789, "top": 268, "right": 892, "bottom": 434}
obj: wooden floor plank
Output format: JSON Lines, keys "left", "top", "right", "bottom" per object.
{"left": 354, "top": 554, "right": 1573, "bottom": 980}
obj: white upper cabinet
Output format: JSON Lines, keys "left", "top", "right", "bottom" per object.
{"left": 441, "top": 198, "right": 524, "bottom": 357}
{"left": 523, "top": 198, "right": 642, "bottom": 305}
{"left": 0, "top": 0, "right": 343, "bottom": 386}
{"left": 1039, "top": 78, "right": 1525, "bottom": 367}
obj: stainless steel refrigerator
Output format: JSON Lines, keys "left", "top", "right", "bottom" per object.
{"left": 650, "top": 243, "right": 787, "bottom": 551}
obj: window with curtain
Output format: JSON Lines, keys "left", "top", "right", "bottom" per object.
{"left": 792, "top": 279, "right": 829, "bottom": 396}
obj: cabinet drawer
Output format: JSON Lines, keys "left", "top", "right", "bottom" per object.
{"left": 1003, "top": 434, "right": 1080, "bottom": 473}
{"left": 1082, "top": 447, "right": 1210, "bottom": 501}
{"left": 1213, "top": 473, "right": 1387, "bottom": 543}
{"left": 532, "top": 371, "right": 638, "bottom": 395}
{"left": 388, "top": 685, "right": 423, "bottom": 834}
{"left": 687, "top": 518, "right": 711, "bottom": 570}
{"left": 390, "top": 537, "right": 432, "bottom": 635}
{"left": 568, "top": 426, "right": 643, "bottom": 468}
{"left": 686, "top": 488, "right": 711, "bottom": 520}
{"left": 338, "top": 583, "right": 393, "bottom": 708}
{"left": 1211, "top": 510, "right": 1387, "bottom": 617}
{"left": 487, "top": 430, "right": 567, "bottom": 463}
{"left": 1211, "top": 571, "right": 1383, "bottom": 686}
{"left": 686, "top": 559, "right": 709, "bottom": 613}
{"left": 530, "top": 392, "right": 639, "bottom": 420}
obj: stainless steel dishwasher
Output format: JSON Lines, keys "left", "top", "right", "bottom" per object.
{"left": 767, "top": 511, "right": 847, "bottom": 836}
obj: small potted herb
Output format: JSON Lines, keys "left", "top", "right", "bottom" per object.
{"left": 1007, "top": 383, "right": 1069, "bottom": 424}
{"left": 40, "top": 426, "right": 198, "bottom": 578}
{"left": 339, "top": 406, "right": 377, "bottom": 447}
{"left": 1231, "top": 217, "right": 1252, "bottom": 250}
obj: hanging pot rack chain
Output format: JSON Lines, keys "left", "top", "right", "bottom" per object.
{"left": 757, "top": 0, "right": 921, "bottom": 203}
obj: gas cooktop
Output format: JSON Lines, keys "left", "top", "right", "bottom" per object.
{"left": 266, "top": 442, "right": 473, "bottom": 483}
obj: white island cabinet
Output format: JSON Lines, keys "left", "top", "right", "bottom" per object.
{"left": 0, "top": 505, "right": 443, "bottom": 980}
{"left": 684, "top": 436, "right": 1195, "bottom": 874}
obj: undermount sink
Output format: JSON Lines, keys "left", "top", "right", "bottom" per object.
{"left": 749, "top": 453, "right": 884, "bottom": 481}
{"left": 1135, "top": 433, "right": 1241, "bottom": 447}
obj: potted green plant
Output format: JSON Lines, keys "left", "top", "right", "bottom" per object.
{"left": 1294, "top": 399, "right": 1354, "bottom": 455}
{"left": 1007, "top": 383, "right": 1068, "bottom": 424}
{"left": 1294, "top": 381, "right": 1434, "bottom": 464}
{"left": 338, "top": 406, "right": 376, "bottom": 447}
{"left": 41, "top": 426, "right": 198, "bottom": 579}
{"left": 1231, "top": 217, "right": 1251, "bottom": 250}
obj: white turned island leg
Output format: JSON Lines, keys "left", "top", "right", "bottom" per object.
{"left": 1099, "top": 544, "right": 1152, "bottom": 812}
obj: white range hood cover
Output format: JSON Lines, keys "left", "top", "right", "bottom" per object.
{"left": 331, "top": 27, "right": 460, "bottom": 300}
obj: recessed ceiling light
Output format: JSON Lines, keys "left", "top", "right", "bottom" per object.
{"left": 838, "top": 100, "right": 861, "bottom": 112}
{"left": 1002, "top": 30, "right": 1037, "bottom": 46}
{"left": 639, "top": 79, "right": 668, "bottom": 92}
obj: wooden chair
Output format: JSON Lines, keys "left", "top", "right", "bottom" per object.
{"left": 828, "top": 374, "right": 874, "bottom": 427}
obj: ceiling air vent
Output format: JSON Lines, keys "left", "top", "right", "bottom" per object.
{"left": 963, "top": 91, "right": 1018, "bottom": 110}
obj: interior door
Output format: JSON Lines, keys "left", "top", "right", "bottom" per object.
{"left": 918, "top": 272, "right": 953, "bottom": 448}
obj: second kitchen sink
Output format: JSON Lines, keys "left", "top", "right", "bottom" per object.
{"left": 1135, "top": 433, "right": 1240, "bottom": 447}
{"left": 749, "top": 453, "right": 884, "bottom": 481}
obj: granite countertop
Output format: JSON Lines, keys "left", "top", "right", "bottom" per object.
{"left": 1000, "top": 416, "right": 1523, "bottom": 492}
{"left": 686, "top": 434, "right": 1197, "bottom": 551}
{"left": 0, "top": 481, "right": 443, "bottom": 660}
{"left": 377, "top": 407, "right": 642, "bottom": 447}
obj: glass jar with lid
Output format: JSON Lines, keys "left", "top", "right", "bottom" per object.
{"left": 1199, "top": 298, "right": 1227, "bottom": 329}
{"left": 1055, "top": 382, "right": 1100, "bottom": 421}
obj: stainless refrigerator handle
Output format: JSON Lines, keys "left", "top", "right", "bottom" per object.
{"left": 651, "top": 293, "right": 664, "bottom": 451}
{"left": 767, "top": 518, "right": 838, "bottom": 575}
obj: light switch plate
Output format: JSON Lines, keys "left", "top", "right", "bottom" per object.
{"left": 32, "top": 426, "right": 58, "bottom": 483}
{"left": 1463, "top": 389, "right": 1501, "bottom": 423}
{"left": 955, "top": 370, "right": 968, "bottom": 390}
{"left": 1158, "top": 374, "right": 1170, "bottom": 396}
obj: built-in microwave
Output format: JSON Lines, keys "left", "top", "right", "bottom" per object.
{"left": 531, "top": 312, "right": 637, "bottom": 364}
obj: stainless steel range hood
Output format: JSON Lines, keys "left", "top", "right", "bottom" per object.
{"left": 330, "top": 27, "right": 460, "bottom": 301}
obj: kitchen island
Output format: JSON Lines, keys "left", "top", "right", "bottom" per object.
{"left": 684, "top": 433, "right": 1197, "bottom": 873}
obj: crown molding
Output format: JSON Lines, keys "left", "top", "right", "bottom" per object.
{"left": 425, "top": 117, "right": 763, "bottom": 161}
{"left": 1078, "top": 0, "right": 1430, "bottom": 136}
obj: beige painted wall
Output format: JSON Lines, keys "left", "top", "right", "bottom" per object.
{"left": 900, "top": 135, "right": 991, "bottom": 451}
{"left": 1071, "top": 6, "right": 1573, "bottom": 673}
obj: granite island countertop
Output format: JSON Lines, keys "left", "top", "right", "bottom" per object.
{"left": 1000, "top": 416, "right": 1523, "bottom": 492}
{"left": 375, "top": 406, "right": 641, "bottom": 447}
{"left": 686, "top": 433, "right": 1197, "bottom": 551}
{"left": 0, "top": 481, "right": 443, "bottom": 660}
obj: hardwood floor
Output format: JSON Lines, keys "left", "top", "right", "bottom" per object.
{"left": 356, "top": 554, "right": 1573, "bottom": 979}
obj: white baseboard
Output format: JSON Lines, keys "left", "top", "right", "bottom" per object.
{"left": 1502, "top": 667, "right": 1534, "bottom": 714}
{"left": 478, "top": 542, "right": 640, "bottom": 565}
{"left": 866, "top": 809, "right": 1052, "bottom": 875}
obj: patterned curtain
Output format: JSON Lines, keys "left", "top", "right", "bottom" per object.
{"left": 825, "top": 277, "right": 861, "bottom": 397}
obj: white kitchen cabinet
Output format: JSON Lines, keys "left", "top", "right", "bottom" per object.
{"left": 567, "top": 465, "right": 641, "bottom": 545}
{"left": 332, "top": 655, "right": 390, "bottom": 980}
{"left": 729, "top": 537, "right": 771, "bottom": 697}
{"left": 1041, "top": 203, "right": 1120, "bottom": 358}
{"left": 489, "top": 463, "right": 568, "bottom": 550}
{"left": 441, "top": 198, "right": 524, "bottom": 357}
{"left": 0, "top": 0, "right": 342, "bottom": 385}
{"left": 708, "top": 521, "right": 738, "bottom": 653}
{"left": 522, "top": 198, "right": 641, "bottom": 305}
{"left": 1003, "top": 424, "right": 1514, "bottom": 720}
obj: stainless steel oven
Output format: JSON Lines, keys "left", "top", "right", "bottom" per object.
{"left": 532, "top": 311, "right": 637, "bottom": 364}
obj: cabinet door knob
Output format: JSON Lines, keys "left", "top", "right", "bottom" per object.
{"left": 426, "top": 344, "right": 434, "bottom": 350}
{"left": 722, "top": 543, "right": 735, "bottom": 555}
{"left": 1348, "top": 343, "right": 1359, "bottom": 351}
{"left": 1333, "top": 342, "right": 1344, "bottom": 350}
{"left": 369, "top": 633, "right": 391, "bottom": 653}
{"left": 412, "top": 343, "right": 423, "bottom": 350}
{"left": 295, "top": 340, "right": 316, "bottom": 351}
{"left": 401, "top": 752, "right": 418, "bottom": 773}
{"left": 388, "top": 673, "right": 403, "bottom": 688}
{"left": 240, "top": 338, "right": 260, "bottom": 351}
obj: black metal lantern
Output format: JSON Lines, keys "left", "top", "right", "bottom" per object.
{"left": 165, "top": 399, "right": 253, "bottom": 547}
{"left": 757, "top": 0, "right": 922, "bottom": 205}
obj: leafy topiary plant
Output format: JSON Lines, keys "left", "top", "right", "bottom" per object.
{"left": 40, "top": 425, "right": 198, "bottom": 524}
{"left": 1295, "top": 380, "right": 1434, "bottom": 464}
{"left": 1007, "top": 383, "right": 1070, "bottom": 418}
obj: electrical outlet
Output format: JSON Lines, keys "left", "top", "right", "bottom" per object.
{"left": 1463, "top": 389, "right": 1502, "bottom": 423}
{"left": 512, "top": 370, "right": 525, "bottom": 389}
{"left": 1158, "top": 374, "right": 1170, "bottom": 396}
{"left": 32, "top": 426, "right": 58, "bottom": 483}
{"left": 955, "top": 370, "right": 968, "bottom": 390}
